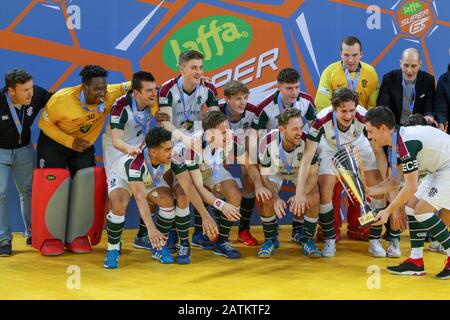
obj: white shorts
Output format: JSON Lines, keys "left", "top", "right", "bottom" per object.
{"left": 268, "top": 174, "right": 297, "bottom": 193}
{"left": 317, "top": 136, "right": 378, "bottom": 176}
{"left": 107, "top": 172, "right": 170, "bottom": 197}
{"left": 414, "top": 171, "right": 450, "bottom": 210}
{"left": 201, "top": 166, "right": 242, "bottom": 193}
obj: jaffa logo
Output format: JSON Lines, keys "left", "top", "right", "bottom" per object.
{"left": 397, "top": 1, "right": 434, "bottom": 37}
{"left": 162, "top": 15, "right": 252, "bottom": 71}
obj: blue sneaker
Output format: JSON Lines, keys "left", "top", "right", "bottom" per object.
{"left": 166, "top": 230, "right": 179, "bottom": 254}
{"left": 133, "top": 235, "right": 152, "bottom": 251}
{"left": 257, "top": 240, "right": 275, "bottom": 258}
{"left": 213, "top": 241, "right": 241, "bottom": 259}
{"left": 302, "top": 239, "right": 322, "bottom": 258}
{"left": 103, "top": 250, "right": 120, "bottom": 269}
{"left": 273, "top": 230, "right": 280, "bottom": 249}
{"left": 192, "top": 232, "right": 215, "bottom": 250}
{"left": 291, "top": 228, "right": 304, "bottom": 244}
{"left": 176, "top": 243, "right": 191, "bottom": 265}
{"left": 152, "top": 246, "right": 174, "bottom": 264}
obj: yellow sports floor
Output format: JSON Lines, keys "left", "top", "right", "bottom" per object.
{"left": 1, "top": 226, "right": 449, "bottom": 300}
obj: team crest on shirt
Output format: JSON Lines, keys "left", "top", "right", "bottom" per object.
{"left": 428, "top": 187, "right": 438, "bottom": 198}
{"left": 196, "top": 96, "right": 202, "bottom": 105}
{"left": 80, "top": 124, "right": 92, "bottom": 133}
{"left": 362, "top": 79, "right": 368, "bottom": 88}
{"left": 297, "top": 153, "right": 302, "bottom": 161}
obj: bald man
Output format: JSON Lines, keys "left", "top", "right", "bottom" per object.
{"left": 377, "top": 48, "right": 437, "bottom": 127}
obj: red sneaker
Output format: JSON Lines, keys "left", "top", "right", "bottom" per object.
{"left": 66, "top": 236, "right": 92, "bottom": 254}
{"left": 40, "top": 239, "right": 64, "bottom": 256}
{"left": 238, "top": 230, "right": 258, "bottom": 246}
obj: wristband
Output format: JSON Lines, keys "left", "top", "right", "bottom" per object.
{"left": 213, "top": 198, "right": 225, "bottom": 211}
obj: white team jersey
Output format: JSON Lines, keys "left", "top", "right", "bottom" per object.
{"left": 219, "top": 102, "right": 257, "bottom": 130}
{"left": 103, "top": 93, "right": 150, "bottom": 166}
{"left": 252, "top": 90, "right": 316, "bottom": 132}
{"left": 258, "top": 129, "right": 317, "bottom": 178}
{"left": 158, "top": 76, "right": 219, "bottom": 133}
{"left": 396, "top": 125, "right": 450, "bottom": 175}
{"left": 308, "top": 105, "right": 367, "bottom": 149}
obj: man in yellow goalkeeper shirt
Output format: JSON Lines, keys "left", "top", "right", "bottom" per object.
{"left": 32, "top": 65, "right": 133, "bottom": 256}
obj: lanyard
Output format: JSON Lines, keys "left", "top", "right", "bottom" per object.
{"left": 143, "top": 147, "right": 165, "bottom": 189}
{"left": 279, "top": 133, "right": 294, "bottom": 175}
{"left": 204, "top": 138, "right": 222, "bottom": 183}
{"left": 177, "top": 76, "right": 200, "bottom": 121}
{"left": 79, "top": 90, "right": 105, "bottom": 113}
{"left": 388, "top": 130, "right": 398, "bottom": 178}
{"left": 224, "top": 104, "right": 244, "bottom": 130}
{"left": 131, "top": 94, "right": 151, "bottom": 136}
{"left": 277, "top": 93, "right": 308, "bottom": 126}
{"left": 344, "top": 64, "right": 360, "bottom": 91}
{"left": 332, "top": 112, "right": 352, "bottom": 150}
{"left": 402, "top": 77, "right": 416, "bottom": 113}
{"left": 6, "top": 92, "right": 25, "bottom": 142}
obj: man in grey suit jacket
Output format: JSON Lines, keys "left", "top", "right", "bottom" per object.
{"left": 377, "top": 48, "right": 437, "bottom": 128}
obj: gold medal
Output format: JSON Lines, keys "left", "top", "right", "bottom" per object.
{"left": 214, "top": 183, "right": 221, "bottom": 192}
{"left": 18, "top": 137, "right": 22, "bottom": 144}
{"left": 181, "top": 120, "right": 193, "bottom": 131}
{"left": 151, "top": 190, "right": 159, "bottom": 198}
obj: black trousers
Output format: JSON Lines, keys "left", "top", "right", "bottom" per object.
{"left": 36, "top": 132, "right": 96, "bottom": 177}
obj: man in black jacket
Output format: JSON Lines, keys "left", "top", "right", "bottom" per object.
{"left": 434, "top": 64, "right": 450, "bottom": 133}
{"left": 0, "top": 69, "right": 52, "bottom": 256}
{"left": 377, "top": 48, "right": 437, "bottom": 127}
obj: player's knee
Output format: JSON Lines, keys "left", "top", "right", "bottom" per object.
{"left": 111, "top": 196, "right": 129, "bottom": 213}
{"left": 308, "top": 190, "right": 320, "bottom": 208}
{"left": 176, "top": 194, "right": 189, "bottom": 208}
{"left": 157, "top": 193, "right": 174, "bottom": 208}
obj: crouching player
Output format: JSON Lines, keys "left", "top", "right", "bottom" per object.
{"left": 172, "top": 111, "right": 267, "bottom": 259}
{"left": 291, "top": 88, "right": 389, "bottom": 258}
{"left": 256, "top": 108, "right": 321, "bottom": 258}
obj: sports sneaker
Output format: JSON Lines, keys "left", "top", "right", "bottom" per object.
{"left": 273, "top": 229, "right": 280, "bottom": 249}
{"left": 322, "top": 239, "right": 336, "bottom": 258}
{"left": 166, "top": 230, "right": 179, "bottom": 253}
{"left": 213, "top": 241, "right": 241, "bottom": 259}
{"left": 303, "top": 239, "right": 322, "bottom": 258}
{"left": 66, "top": 236, "right": 92, "bottom": 254}
{"left": 291, "top": 228, "right": 304, "bottom": 244}
{"left": 369, "top": 239, "right": 386, "bottom": 257}
{"left": 192, "top": 232, "right": 215, "bottom": 250}
{"left": 435, "top": 258, "right": 450, "bottom": 280}
{"left": 103, "top": 249, "right": 120, "bottom": 269}
{"left": 387, "top": 238, "right": 401, "bottom": 258}
{"left": 176, "top": 243, "right": 191, "bottom": 265}
{"left": 133, "top": 235, "right": 152, "bottom": 251}
{"left": 387, "top": 258, "right": 426, "bottom": 276}
{"left": 152, "top": 246, "right": 174, "bottom": 264}
{"left": 429, "top": 241, "right": 447, "bottom": 255}
{"left": 257, "top": 240, "right": 275, "bottom": 258}
{"left": 40, "top": 239, "right": 64, "bottom": 256}
{"left": 0, "top": 239, "right": 12, "bottom": 257}
{"left": 26, "top": 236, "right": 32, "bottom": 247}
{"left": 238, "top": 229, "right": 257, "bottom": 246}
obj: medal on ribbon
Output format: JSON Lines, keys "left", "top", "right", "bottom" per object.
{"left": 79, "top": 90, "right": 105, "bottom": 114}
{"left": 177, "top": 76, "right": 200, "bottom": 131}
{"left": 144, "top": 148, "right": 164, "bottom": 197}
{"left": 344, "top": 64, "right": 360, "bottom": 92}
{"left": 5, "top": 92, "right": 25, "bottom": 144}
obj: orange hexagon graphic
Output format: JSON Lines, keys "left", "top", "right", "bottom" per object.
{"left": 396, "top": 0, "right": 434, "bottom": 37}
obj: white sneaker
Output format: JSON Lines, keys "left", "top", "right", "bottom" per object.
{"left": 368, "top": 239, "right": 386, "bottom": 257}
{"left": 322, "top": 239, "right": 336, "bottom": 258}
{"left": 429, "top": 241, "right": 447, "bottom": 255}
{"left": 429, "top": 240, "right": 440, "bottom": 252}
{"left": 386, "top": 238, "right": 401, "bottom": 258}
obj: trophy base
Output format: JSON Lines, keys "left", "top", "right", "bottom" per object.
{"left": 358, "top": 212, "right": 376, "bottom": 227}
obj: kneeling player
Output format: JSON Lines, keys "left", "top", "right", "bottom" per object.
{"left": 291, "top": 88, "right": 389, "bottom": 258}
{"left": 257, "top": 108, "right": 321, "bottom": 258}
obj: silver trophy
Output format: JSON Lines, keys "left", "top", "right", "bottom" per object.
{"left": 331, "top": 146, "right": 377, "bottom": 227}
